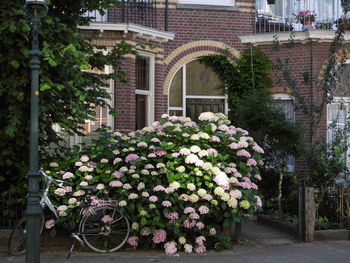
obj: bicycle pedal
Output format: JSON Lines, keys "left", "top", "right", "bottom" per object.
{"left": 71, "top": 233, "right": 85, "bottom": 247}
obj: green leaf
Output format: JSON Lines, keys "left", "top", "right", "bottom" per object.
{"left": 10, "top": 60, "right": 20, "bottom": 69}
{"left": 40, "top": 84, "right": 51, "bottom": 91}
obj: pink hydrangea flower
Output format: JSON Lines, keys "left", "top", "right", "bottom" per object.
{"left": 229, "top": 143, "right": 240, "bottom": 149}
{"left": 45, "top": 219, "right": 55, "bottom": 229}
{"left": 84, "top": 175, "right": 93, "bottom": 180}
{"left": 184, "top": 244, "right": 193, "bottom": 253}
{"left": 149, "top": 196, "right": 158, "bottom": 202}
{"left": 207, "top": 148, "right": 218, "bottom": 157}
{"left": 153, "top": 229, "right": 167, "bottom": 244}
{"left": 195, "top": 245, "right": 206, "bottom": 254}
{"left": 101, "top": 215, "right": 113, "bottom": 223}
{"left": 154, "top": 150, "right": 167, "bottom": 156}
{"left": 180, "top": 194, "right": 190, "bottom": 201}
{"left": 57, "top": 205, "right": 68, "bottom": 212}
{"left": 247, "top": 158, "right": 257, "bottom": 166}
{"left": 152, "top": 125, "right": 164, "bottom": 131}
{"left": 183, "top": 219, "right": 196, "bottom": 229}
{"left": 165, "top": 212, "right": 179, "bottom": 221}
{"left": 198, "top": 206, "right": 209, "bottom": 215}
{"left": 164, "top": 241, "right": 177, "bottom": 255}
{"left": 255, "top": 174, "right": 262, "bottom": 180}
{"left": 172, "top": 152, "right": 180, "bottom": 158}
{"left": 203, "top": 194, "right": 213, "bottom": 201}
{"left": 253, "top": 144, "right": 264, "bottom": 154}
{"left": 78, "top": 166, "right": 89, "bottom": 172}
{"left": 211, "top": 136, "right": 221, "bottom": 142}
{"left": 189, "top": 213, "right": 199, "bottom": 220}
{"left": 184, "top": 207, "right": 195, "bottom": 214}
{"left": 113, "top": 171, "right": 123, "bottom": 178}
{"left": 148, "top": 153, "right": 157, "bottom": 158}
{"left": 153, "top": 185, "right": 165, "bottom": 192}
{"left": 125, "top": 154, "right": 139, "bottom": 163}
{"left": 62, "top": 172, "right": 74, "bottom": 179}
{"left": 140, "top": 227, "right": 150, "bottom": 236}
{"left": 127, "top": 236, "right": 139, "bottom": 248}
{"left": 162, "top": 201, "right": 172, "bottom": 207}
{"left": 109, "top": 180, "right": 123, "bottom": 187}
{"left": 237, "top": 150, "right": 251, "bottom": 158}
{"left": 195, "top": 236, "right": 206, "bottom": 246}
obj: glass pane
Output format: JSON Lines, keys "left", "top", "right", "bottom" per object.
{"left": 273, "top": 100, "right": 295, "bottom": 122}
{"left": 88, "top": 106, "right": 108, "bottom": 132}
{"left": 136, "top": 56, "right": 149, "bottom": 91}
{"left": 169, "top": 68, "right": 183, "bottom": 107}
{"left": 169, "top": 110, "right": 183, "bottom": 117}
{"left": 136, "top": 94, "right": 147, "bottom": 130}
{"left": 186, "top": 60, "right": 223, "bottom": 96}
{"left": 335, "top": 64, "right": 350, "bottom": 97}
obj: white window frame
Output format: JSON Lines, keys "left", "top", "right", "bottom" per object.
{"left": 168, "top": 59, "right": 228, "bottom": 117}
{"left": 179, "top": 0, "right": 235, "bottom": 6}
{"left": 272, "top": 93, "right": 296, "bottom": 171}
{"left": 135, "top": 52, "right": 155, "bottom": 127}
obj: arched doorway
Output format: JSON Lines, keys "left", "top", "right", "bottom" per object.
{"left": 168, "top": 59, "right": 227, "bottom": 121}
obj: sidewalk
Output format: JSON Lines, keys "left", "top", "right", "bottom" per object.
{"left": 1, "top": 218, "right": 349, "bottom": 263}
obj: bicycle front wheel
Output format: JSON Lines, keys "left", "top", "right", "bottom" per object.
{"left": 8, "top": 215, "right": 45, "bottom": 256}
{"left": 79, "top": 206, "right": 130, "bottom": 253}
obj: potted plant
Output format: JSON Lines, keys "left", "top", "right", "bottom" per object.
{"left": 295, "top": 10, "right": 316, "bottom": 29}
{"left": 337, "top": 13, "right": 350, "bottom": 31}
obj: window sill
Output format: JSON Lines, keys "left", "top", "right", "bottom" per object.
{"left": 176, "top": 4, "right": 239, "bottom": 11}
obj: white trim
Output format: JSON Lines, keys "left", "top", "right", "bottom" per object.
{"left": 179, "top": 0, "right": 235, "bottom": 6}
{"left": 186, "top": 95, "right": 226, "bottom": 99}
{"left": 272, "top": 93, "right": 293, "bottom": 101}
{"left": 136, "top": 52, "right": 155, "bottom": 127}
{"left": 78, "top": 22, "right": 176, "bottom": 42}
{"left": 239, "top": 30, "right": 350, "bottom": 45}
{"left": 183, "top": 66, "right": 187, "bottom": 117}
{"left": 169, "top": 107, "right": 183, "bottom": 111}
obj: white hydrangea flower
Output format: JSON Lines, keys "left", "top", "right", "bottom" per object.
{"left": 214, "top": 172, "right": 230, "bottom": 189}
{"left": 96, "top": 184, "right": 105, "bottom": 190}
{"left": 202, "top": 162, "right": 213, "bottom": 170}
{"left": 137, "top": 182, "right": 145, "bottom": 191}
{"left": 118, "top": 200, "right": 127, "bottom": 207}
{"left": 170, "top": 181, "right": 180, "bottom": 190}
{"left": 197, "top": 188, "right": 207, "bottom": 197}
{"left": 141, "top": 192, "right": 149, "bottom": 197}
{"left": 214, "top": 187, "right": 225, "bottom": 196}
{"left": 190, "top": 145, "right": 201, "bottom": 153}
{"left": 198, "top": 112, "right": 215, "bottom": 121}
{"left": 178, "top": 237, "right": 186, "bottom": 245}
{"left": 176, "top": 166, "right": 185, "bottom": 173}
{"left": 199, "top": 132, "right": 210, "bottom": 139}
{"left": 209, "top": 228, "right": 217, "bottom": 236}
{"left": 227, "top": 198, "right": 238, "bottom": 208}
{"left": 131, "top": 223, "right": 139, "bottom": 230}
{"left": 221, "top": 193, "right": 230, "bottom": 201}
{"left": 195, "top": 160, "right": 204, "bottom": 167}
{"left": 187, "top": 183, "right": 196, "bottom": 191}
{"left": 198, "top": 150, "right": 209, "bottom": 158}
{"left": 182, "top": 133, "right": 190, "bottom": 137}
{"left": 185, "top": 154, "right": 199, "bottom": 164}
{"left": 211, "top": 167, "right": 221, "bottom": 176}
{"left": 189, "top": 194, "right": 199, "bottom": 203}
{"left": 73, "top": 190, "right": 85, "bottom": 197}
{"left": 190, "top": 134, "right": 200, "bottom": 140}
{"left": 179, "top": 148, "right": 191, "bottom": 156}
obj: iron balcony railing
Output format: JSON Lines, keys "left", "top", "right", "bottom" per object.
{"left": 255, "top": 13, "right": 350, "bottom": 33}
{"left": 85, "top": 0, "right": 169, "bottom": 31}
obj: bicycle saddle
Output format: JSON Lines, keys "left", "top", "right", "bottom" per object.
{"left": 80, "top": 186, "right": 98, "bottom": 193}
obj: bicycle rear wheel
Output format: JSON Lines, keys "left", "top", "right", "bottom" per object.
{"left": 8, "top": 216, "right": 44, "bottom": 256}
{"left": 79, "top": 206, "right": 130, "bottom": 253}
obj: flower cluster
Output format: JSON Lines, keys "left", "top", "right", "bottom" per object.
{"left": 46, "top": 112, "right": 264, "bottom": 254}
{"left": 295, "top": 10, "right": 316, "bottom": 24}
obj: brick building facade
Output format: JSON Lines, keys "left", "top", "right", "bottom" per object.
{"left": 78, "top": 0, "right": 350, "bottom": 168}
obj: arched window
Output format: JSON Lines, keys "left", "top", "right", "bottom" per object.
{"left": 168, "top": 60, "right": 227, "bottom": 121}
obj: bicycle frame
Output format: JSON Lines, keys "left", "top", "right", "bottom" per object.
{"left": 40, "top": 177, "right": 59, "bottom": 219}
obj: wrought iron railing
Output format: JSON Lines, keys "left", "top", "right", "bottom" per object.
{"left": 255, "top": 14, "right": 350, "bottom": 33}
{"left": 0, "top": 193, "right": 25, "bottom": 229}
{"left": 85, "top": 0, "right": 169, "bottom": 31}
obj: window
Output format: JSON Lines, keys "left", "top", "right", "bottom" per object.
{"left": 272, "top": 93, "right": 295, "bottom": 171}
{"left": 256, "top": 0, "right": 342, "bottom": 21}
{"left": 168, "top": 60, "right": 227, "bottom": 121}
{"left": 334, "top": 60, "right": 350, "bottom": 97}
{"left": 135, "top": 54, "right": 154, "bottom": 130}
{"left": 327, "top": 101, "right": 350, "bottom": 168}
{"left": 179, "top": 0, "right": 235, "bottom": 6}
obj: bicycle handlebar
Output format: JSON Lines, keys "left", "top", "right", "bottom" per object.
{"left": 40, "top": 170, "right": 74, "bottom": 186}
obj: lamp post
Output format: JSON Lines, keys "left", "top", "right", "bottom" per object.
{"left": 24, "top": 1, "right": 48, "bottom": 262}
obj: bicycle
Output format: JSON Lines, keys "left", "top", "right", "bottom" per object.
{"left": 8, "top": 170, "right": 130, "bottom": 257}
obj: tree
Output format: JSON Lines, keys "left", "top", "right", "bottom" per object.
{"left": 199, "top": 48, "right": 302, "bottom": 214}
{"left": 0, "top": 0, "right": 133, "bottom": 192}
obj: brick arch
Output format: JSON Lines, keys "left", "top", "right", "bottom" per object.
{"left": 318, "top": 48, "right": 350, "bottom": 81}
{"left": 163, "top": 43, "right": 239, "bottom": 95}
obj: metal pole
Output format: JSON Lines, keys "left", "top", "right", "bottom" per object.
{"left": 24, "top": 2, "right": 48, "bottom": 262}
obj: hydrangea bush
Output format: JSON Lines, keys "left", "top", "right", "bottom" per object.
{"left": 46, "top": 112, "right": 264, "bottom": 254}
